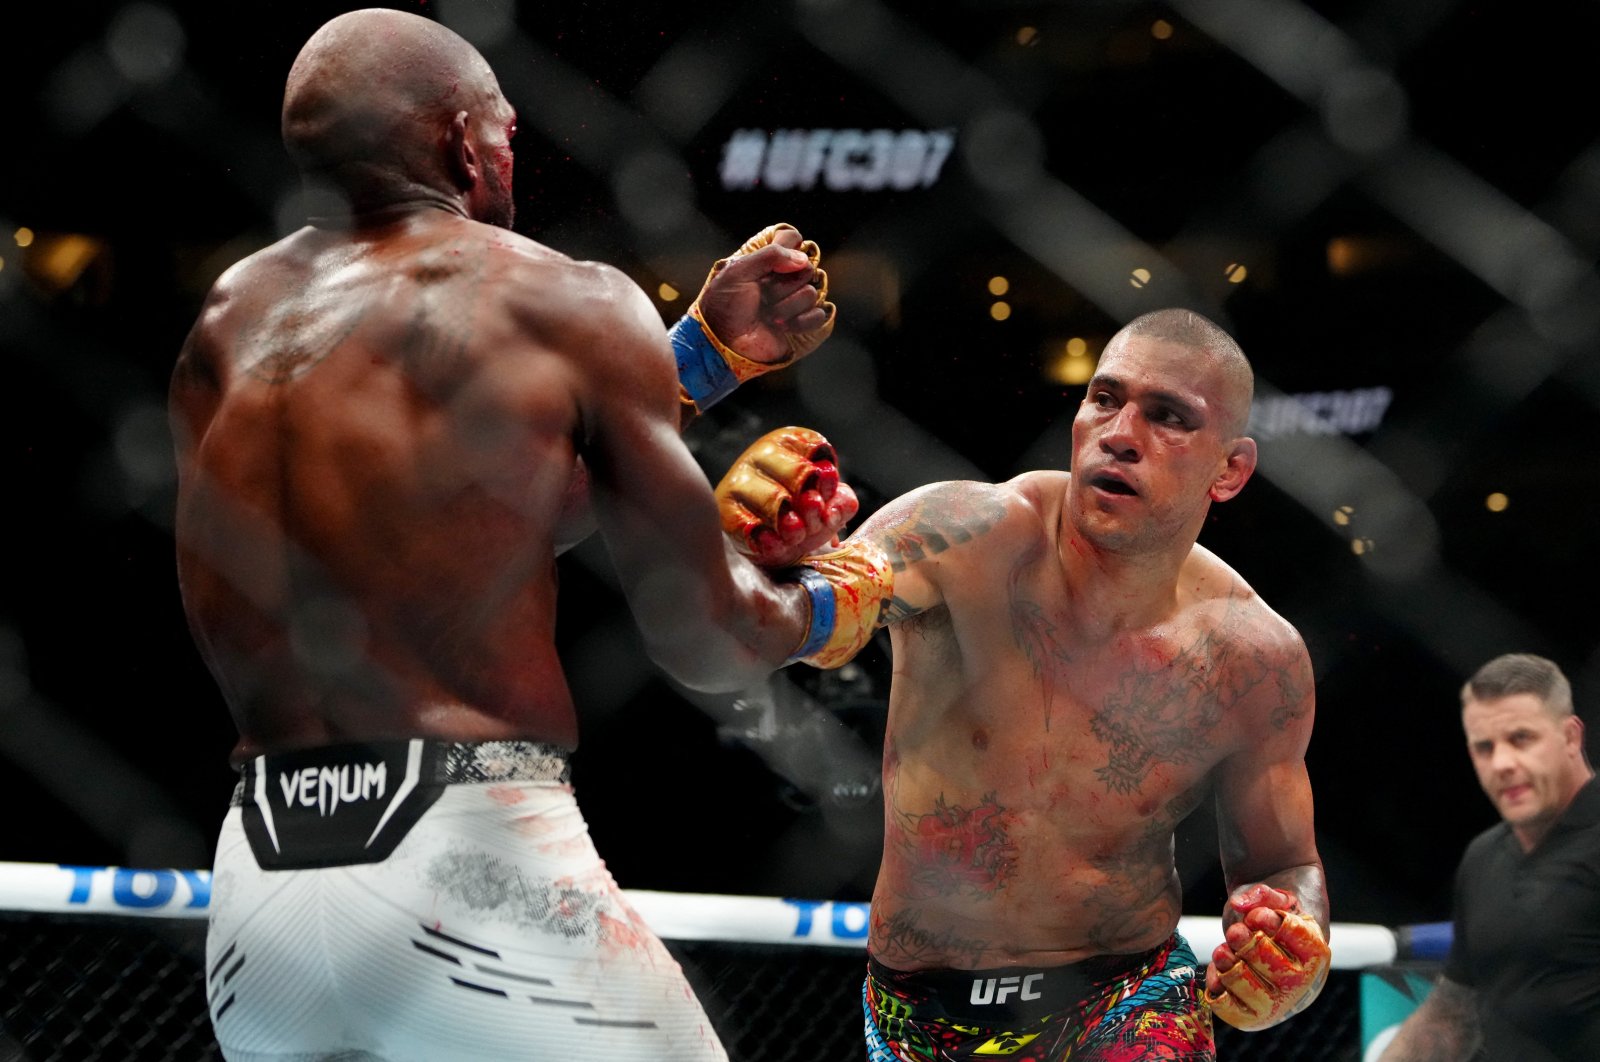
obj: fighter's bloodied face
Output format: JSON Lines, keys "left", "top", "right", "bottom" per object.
{"left": 1462, "top": 692, "right": 1587, "bottom": 843}
{"left": 1068, "top": 333, "right": 1250, "bottom": 552}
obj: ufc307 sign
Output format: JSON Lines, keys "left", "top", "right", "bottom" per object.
{"left": 719, "top": 128, "right": 957, "bottom": 192}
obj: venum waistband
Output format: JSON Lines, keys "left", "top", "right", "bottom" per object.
{"left": 229, "top": 738, "right": 572, "bottom": 807}
{"left": 229, "top": 739, "right": 572, "bottom": 870}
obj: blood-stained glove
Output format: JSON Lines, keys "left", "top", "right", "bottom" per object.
{"left": 784, "top": 540, "right": 894, "bottom": 669}
{"left": 715, "top": 427, "right": 855, "bottom": 568}
{"left": 713, "top": 426, "right": 890, "bottom": 669}
{"left": 1205, "top": 903, "right": 1331, "bottom": 1031}
{"left": 670, "top": 223, "right": 836, "bottom": 414}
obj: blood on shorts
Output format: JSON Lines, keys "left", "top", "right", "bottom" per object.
{"left": 486, "top": 785, "right": 528, "bottom": 805}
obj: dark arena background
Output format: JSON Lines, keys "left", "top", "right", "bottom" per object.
{"left": 4, "top": 0, "right": 1600, "bottom": 1059}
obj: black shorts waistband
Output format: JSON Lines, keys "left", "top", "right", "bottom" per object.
{"left": 868, "top": 935, "right": 1177, "bottom": 1025}
{"left": 230, "top": 738, "right": 572, "bottom": 807}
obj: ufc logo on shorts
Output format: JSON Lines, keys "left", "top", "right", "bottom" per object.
{"left": 969, "top": 973, "right": 1043, "bottom": 1005}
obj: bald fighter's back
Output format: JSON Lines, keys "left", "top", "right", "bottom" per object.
{"left": 173, "top": 210, "right": 634, "bottom": 758}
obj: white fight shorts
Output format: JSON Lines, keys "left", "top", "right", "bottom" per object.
{"left": 206, "top": 739, "right": 728, "bottom": 1062}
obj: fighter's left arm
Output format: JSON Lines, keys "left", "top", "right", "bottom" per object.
{"left": 555, "top": 223, "right": 835, "bottom": 553}
{"left": 1205, "top": 627, "right": 1330, "bottom": 1031}
{"left": 669, "top": 222, "right": 834, "bottom": 419}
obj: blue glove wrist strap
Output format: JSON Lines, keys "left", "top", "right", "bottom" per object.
{"left": 669, "top": 313, "right": 738, "bottom": 411}
{"left": 785, "top": 566, "right": 836, "bottom": 664}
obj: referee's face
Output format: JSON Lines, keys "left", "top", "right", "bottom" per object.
{"left": 1462, "top": 692, "right": 1589, "bottom": 847}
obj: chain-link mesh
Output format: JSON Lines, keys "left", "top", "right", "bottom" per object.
{"left": 0, "top": 914, "right": 218, "bottom": 1062}
{"left": 0, "top": 913, "right": 1359, "bottom": 1061}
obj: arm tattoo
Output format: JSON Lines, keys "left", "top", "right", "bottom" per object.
{"left": 880, "top": 594, "right": 926, "bottom": 626}
{"left": 876, "top": 484, "right": 1006, "bottom": 573}
{"left": 1268, "top": 660, "right": 1310, "bottom": 732}
{"left": 1214, "top": 582, "right": 1309, "bottom": 734}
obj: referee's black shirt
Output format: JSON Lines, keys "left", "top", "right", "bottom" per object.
{"left": 1445, "top": 777, "right": 1600, "bottom": 1061}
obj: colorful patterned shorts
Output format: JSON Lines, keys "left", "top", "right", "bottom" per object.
{"left": 863, "top": 934, "right": 1214, "bottom": 1061}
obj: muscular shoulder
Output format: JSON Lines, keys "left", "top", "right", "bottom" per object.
{"left": 860, "top": 477, "right": 1046, "bottom": 621}
{"left": 175, "top": 241, "right": 288, "bottom": 382}
{"left": 1183, "top": 545, "right": 1315, "bottom": 731}
{"left": 866, "top": 477, "right": 1043, "bottom": 570}
{"left": 476, "top": 231, "right": 642, "bottom": 324}
{"left": 1186, "top": 545, "right": 1302, "bottom": 653}
{"left": 475, "top": 232, "right": 674, "bottom": 404}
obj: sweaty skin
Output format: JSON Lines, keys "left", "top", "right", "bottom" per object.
{"left": 811, "top": 322, "right": 1328, "bottom": 1005}
{"left": 169, "top": 11, "right": 837, "bottom": 765}
{"left": 866, "top": 472, "right": 1320, "bottom": 970}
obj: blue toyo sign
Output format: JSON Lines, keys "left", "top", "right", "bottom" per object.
{"left": 782, "top": 898, "right": 870, "bottom": 941}
{"left": 61, "top": 865, "right": 212, "bottom": 910}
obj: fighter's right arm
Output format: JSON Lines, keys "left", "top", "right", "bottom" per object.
{"left": 847, "top": 480, "right": 1012, "bottom": 626}
{"left": 708, "top": 434, "right": 1019, "bottom": 668}
{"left": 1375, "top": 977, "right": 1481, "bottom": 1062}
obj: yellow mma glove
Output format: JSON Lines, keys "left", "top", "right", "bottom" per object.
{"left": 785, "top": 539, "right": 894, "bottom": 670}
{"left": 1205, "top": 910, "right": 1331, "bottom": 1031}
{"left": 670, "top": 223, "right": 835, "bottom": 413}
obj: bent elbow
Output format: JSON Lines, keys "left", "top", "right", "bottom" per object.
{"left": 624, "top": 564, "right": 789, "bottom": 691}
{"left": 641, "top": 629, "right": 770, "bottom": 693}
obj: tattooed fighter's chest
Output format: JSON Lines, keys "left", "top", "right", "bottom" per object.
{"left": 968, "top": 617, "right": 1240, "bottom": 800}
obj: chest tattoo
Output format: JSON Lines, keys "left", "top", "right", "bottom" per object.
{"left": 1010, "top": 593, "right": 1072, "bottom": 732}
{"left": 1089, "top": 628, "right": 1228, "bottom": 794}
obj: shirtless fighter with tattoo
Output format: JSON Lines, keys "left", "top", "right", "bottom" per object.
{"left": 716, "top": 309, "right": 1331, "bottom": 1059}
{"left": 170, "top": 10, "right": 860, "bottom": 1061}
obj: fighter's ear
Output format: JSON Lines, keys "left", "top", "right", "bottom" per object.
{"left": 1210, "top": 436, "right": 1257, "bottom": 503}
{"left": 444, "top": 110, "right": 477, "bottom": 189}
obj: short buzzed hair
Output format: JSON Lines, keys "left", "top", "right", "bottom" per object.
{"left": 1462, "top": 652, "right": 1574, "bottom": 717}
{"left": 1114, "top": 309, "right": 1254, "bottom": 437}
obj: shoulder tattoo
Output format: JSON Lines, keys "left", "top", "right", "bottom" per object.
{"left": 875, "top": 483, "right": 1007, "bottom": 572}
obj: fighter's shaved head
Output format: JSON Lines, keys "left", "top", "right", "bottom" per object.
{"left": 282, "top": 8, "right": 505, "bottom": 210}
{"left": 1110, "top": 309, "right": 1255, "bottom": 438}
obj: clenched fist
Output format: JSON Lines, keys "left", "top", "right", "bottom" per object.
{"left": 694, "top": 223, "right": 835, "bottom": 370}
{"left": 715, "top": 426, "right": 859, "bottom": 568}
{"left": 1204, "top": 884, "right": 1331, "bottom": 1031}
